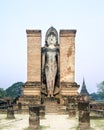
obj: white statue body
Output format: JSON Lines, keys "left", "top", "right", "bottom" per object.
{"left": 45, "top": 34, "right": 57, "bottom": 97}
{"left": 42, "top": 27, "right": 59, "bottom": 97}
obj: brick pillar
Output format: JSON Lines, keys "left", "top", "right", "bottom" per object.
{"left": 60, "top": 30, "right": 79, "bottom": 96}
{"left": 7, "top": 105, "right": 15, "bottom": 119}
{"left": 60, "top": 30, "right": 76, "bottom": 82}
{"left": 22, "top": 30, "right": 41, "bottom": 96}
{"left": 68, "top": 103, "right": 76, "bottom": 118}
{"left": 29, "top": 106, "right": 40, "bottom": 130}
{"left": 78, "top": 102, "right": 90, "bottom": 130}
{"left": 39, "top": 105, "right": 45, "bottom": 119}
{"left": 26, "top": 30, "right": 41, "bottom": 82}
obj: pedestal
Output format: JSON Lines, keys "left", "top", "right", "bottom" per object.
{"left": 7, "top": 105, "right": 15, "bottom": 119}
{"left": 28, "top": 106, "right": 40, "bottom": 130}
{"left": 78, "top": 102, "right": 90, "bottom": 130}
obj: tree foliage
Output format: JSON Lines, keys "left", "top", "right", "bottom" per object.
{"left": 0, "top": 88, "right": 5, "bottom": 98}
{"left": 97, "top": 81, "right": 104, "bottom": 99}
{"left": 90, "top": 92, "right": 102, "bottom": 100}
{"left": 5, "top": 82, "right": 24, "bottom": 99}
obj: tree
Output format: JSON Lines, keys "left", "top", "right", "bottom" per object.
{"left": 5, "top": 82, "right": 24, "bottom": 99}
{"left": 90, "top": 92, "right": 98, "bottom": 100}
{"left": 0, "top": 88, "right": 5, "bottom": 97}
{"left": 97, "top": 81, "right": 104, "bottom": 99}
{"left": 90, "top": 92, "right": 101, "bottom": 100}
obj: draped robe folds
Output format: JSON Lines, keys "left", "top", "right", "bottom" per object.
{"left": 42, "top": 47, "right": 59, "bottom": 96}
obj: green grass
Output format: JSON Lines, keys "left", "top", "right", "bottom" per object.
{"left": 23, "top": 125, "right": 50, "bottom": 130}
{"left": 23, "top": 128, "right": 28, "bottom": 130}
{"left": 40, "top": 125, "right": 50, "bottom": 130}
{"left": 91, "top": 119, "right": 104, "bottom": 128}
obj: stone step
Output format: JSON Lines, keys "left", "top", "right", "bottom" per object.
{"left": 43, "top": 97, "right": 59, "bottom": 103}
{"left": 42, "top": 97, "right": 67, "bottom": 114}
{"left": 45, "top": 103, "right": 60, "bottom": 113}
{"left": 45, "top": 110, "right": 59, "bottom": 113}
{"left": 45, "top": 104, "right": 68, "bottom": 114}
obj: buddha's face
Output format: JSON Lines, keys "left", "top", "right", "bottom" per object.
{"left": 47, "top": 33, "right": 56, "bottom": 46}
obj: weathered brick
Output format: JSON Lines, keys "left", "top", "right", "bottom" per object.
{"left": 60, "top": 30, "right": 76, "bottom": 82}
{"left": 26, "top": 30, "right": 41, "bottom": 82}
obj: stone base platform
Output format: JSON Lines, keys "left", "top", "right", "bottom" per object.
{"left": 22, "top": 82, "right": 41, "bottom": 96}
{"left": 60, "top": 82, "right": 79, "bottom": 96}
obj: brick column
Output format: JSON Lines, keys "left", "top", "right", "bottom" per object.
{"left": 29, "top": 106, "right": 40, "bottom": 130}
{"left": 26, "top": 30, "right": 41, "bottom": 82}
{"left": 7, "top": 105, "right": 15, "bottom": 119}
{"left": 60, "top": 30, "right": 76, "bottom": 82}
{"left": 60, "top": 30, "right": 79, "bottom": 96}
{"left": 78, "top": 102, "right": 90, "bottom": 130}
{"left": 39, "top": 105, "right": 45, "bottom": 119}
{"left": 22, "top": 30, "right": 41, "bottom": 96}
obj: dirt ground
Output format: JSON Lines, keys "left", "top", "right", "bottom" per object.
{"left": 0, "top": 114, "right": 104, "bottom": 130}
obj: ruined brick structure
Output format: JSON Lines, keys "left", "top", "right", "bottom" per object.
{"left": 17, "top": 27, "right": 79, "bottom": 114}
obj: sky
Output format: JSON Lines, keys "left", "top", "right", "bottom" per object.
{"left": 0, "top": 0, "right": 104, "bottom": 93}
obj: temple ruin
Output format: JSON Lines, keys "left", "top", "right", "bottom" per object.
{"left": 17, "top": 27, "right": 80, "bottom": 114}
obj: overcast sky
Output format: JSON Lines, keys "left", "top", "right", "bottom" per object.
{"left": 0, "top": 0, "right": 104, "bottom": 93}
